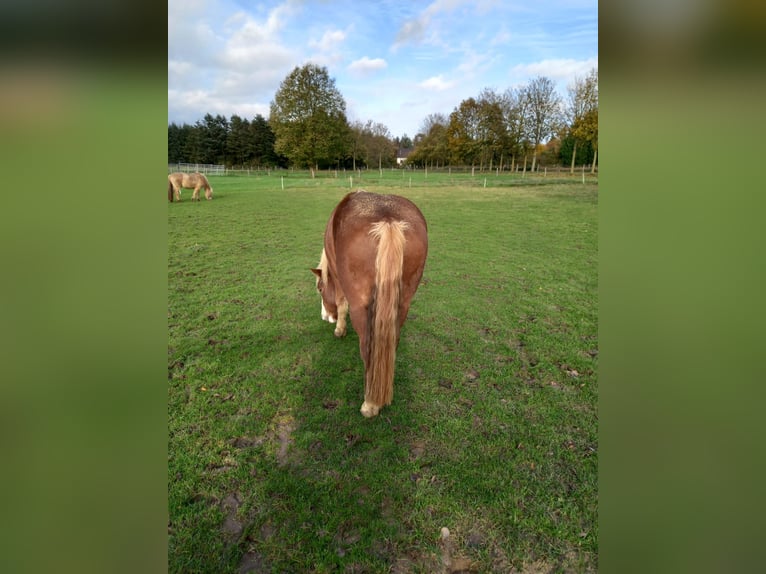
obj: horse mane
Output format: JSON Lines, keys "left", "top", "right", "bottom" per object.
{"left": 365, "top": 220, "right": 409, "bottom": 407}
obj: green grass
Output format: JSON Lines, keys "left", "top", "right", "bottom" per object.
{"left": 168, "top": 171, "right": 598, "bottom": 573}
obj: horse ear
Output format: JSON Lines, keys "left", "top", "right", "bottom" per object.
{"left": 310, "top": 268, "right": 322, "bottom": 278}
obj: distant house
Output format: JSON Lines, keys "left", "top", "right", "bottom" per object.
{"left": 396, "top": 148, "right": 412, "bottom": 166}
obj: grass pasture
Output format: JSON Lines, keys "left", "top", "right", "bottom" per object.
{"left": 168, "top": 171, "right": 598, "bottom": 573}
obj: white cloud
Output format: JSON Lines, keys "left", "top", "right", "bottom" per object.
{"left": 215, "top": 7, "right": 301, "bottom": 102}
{"left": 168, "top": 60, "right": 195, "bottom": 88}
{"left": 510, "top": 57, "right": 598, "bottom": 83}
{"left": 419, "top": 75, "right": 454, "bottom": 91}
{"left": 168, "top": 17, "right": 219, "bottom": 65}
{"left": 393, "top": 0, "right": 472, "bottom": 49}
{"left": 168, "top": 88, "right": 270, "bottom": 122}
{"left": 168, "top": 2, "right": 304, "bottom": 125}
{"left": 309, "top": 29, "right": 347, "bottom": 52}
{"left": 219, "top": 10, "right": 294, "bottom": 68}
{"left": 456, "top": 50, "right": 494, "bottom": 77}
{"left": 348, "top": 57, "right": 388, "bottom": 76}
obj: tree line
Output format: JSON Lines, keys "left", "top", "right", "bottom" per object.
{"left": 168, "top": 64, "right": 597, "bottom": 173}
{"left": 168, "top": 114, "right": 284, "bottom": 168}
{"left": 409, "top": 70, "right": 598, "bottom": 172}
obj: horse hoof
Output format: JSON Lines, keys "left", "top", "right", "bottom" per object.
{"left": 360, "top": 401, "right": 380, "bottom": 418}
{"left": 334, "top": 327, "right": 346, "bottom": 337}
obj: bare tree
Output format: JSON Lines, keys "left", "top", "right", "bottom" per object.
{"left": 419, "top": 113, "right": 449, "bottom": 138}
{"left": 500, "top": 87, "right": 527, "bottom": 172}
{"left": 522, "top": 76, "right": 563, "bottom": 172}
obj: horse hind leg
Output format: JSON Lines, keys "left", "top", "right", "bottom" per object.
{"left": 345, "top": 304, "right": 379, "bottom": 418}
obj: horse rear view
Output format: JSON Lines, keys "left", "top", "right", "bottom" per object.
{"left": 168, "top": 172, "right": 213, "bottom": 202}
{"left": 312, "top": 191, "right": 428, "bottom": 417}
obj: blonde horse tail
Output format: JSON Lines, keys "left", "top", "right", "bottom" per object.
{"left": 366, "top": 220, "right": 409, "bottom": 408}
{"left": 168, "top": 179, "right": 173, "bottom": 202}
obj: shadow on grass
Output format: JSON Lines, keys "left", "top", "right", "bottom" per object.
{"left": 232, "top": 316, "right": 449, "bottom": 573}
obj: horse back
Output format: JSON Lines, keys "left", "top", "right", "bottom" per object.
{"left": 331, "top": 191, "right": 426, "bottom": 241}
{"left": 327, "top": 191, "right": 428, "bottom": 304}
{"left": 168, "top": 172, "right": 208, "bottom": 189}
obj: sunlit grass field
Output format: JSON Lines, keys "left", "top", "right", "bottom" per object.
{"left": 168, "top": 170, "right": 598, "bottom": 572}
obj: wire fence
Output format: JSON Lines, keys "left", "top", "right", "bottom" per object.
{"left": 168, "top": 163, "right": 227, "bottom": 175}
{"left": 168, "top": 163, "right": 597, "bottom": 178}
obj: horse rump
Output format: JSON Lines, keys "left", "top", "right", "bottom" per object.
{"left": 313, "top": 191, "right": 428, "bottom": 417}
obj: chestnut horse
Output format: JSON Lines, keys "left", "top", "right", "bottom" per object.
{"left": 312, "top": 191, "right": 428, "bottom": 417}
{"left": 167, "top": 172, "right": 213, "bottom": 202}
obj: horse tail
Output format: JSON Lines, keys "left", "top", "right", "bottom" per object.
{"left": 168, "top": 178, "right": 173, "bottom": 202}
{"left": 366, "top": 220, "right": 409, "bottom": 408}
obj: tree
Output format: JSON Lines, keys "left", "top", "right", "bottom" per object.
{"left": 349, "top": 120, "right": 367, "bottom": 171}
{"left": 447, "top": 98, "right": 482, "bottom": 166}
{"left": 586, "top": 107, "right": 598, "bottom": 173}
{"left": 168, "top": 123, "right": 184, "bottom": 163}
{"left": 476, "top": 88, "right": 508, "bottom": 171}
{"left": 182, "top": 123, "right": 203, "bottom": 164}
{"left": 366, "top": 121, "right": 395, "bottom": 171}
{"left": 408, "top": 114, "right": 448, "bottom": 168}
{"left": 397, "top": 133, "right": 413, "bottom": 150}
{"left": 269, "top": 64, "right": 351, "bottom": 174}
{"left": 559, "top": 135, "right": 594, "bottom": 167}
{"left": 200, "top": 113, "right": 229, "bottom": 164}
{"left": 226, "top": 114, "right": 250, "bottom": 168}
{"left": 567, "top": 68, "right": 598, "bottom": 173}
{"left": 500, "top": 87, "right": 527, "bottom": 172}
{"left": 349, "top": 120, "right": 396, "bottom": 171}
{"left": 522, "top": 76, "right": 563, "bottom": 172}
{"left": 249, "top": 114, "right": 280, "bottom": 168}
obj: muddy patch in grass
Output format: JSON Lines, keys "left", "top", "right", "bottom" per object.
{"left": 230, "top": 410, "right": 297, "bottom": 467}
{"left": 220, "top": 492, "right": 244, "bottom": 539}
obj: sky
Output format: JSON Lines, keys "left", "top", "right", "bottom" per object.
{"left": 168, "top": 0, "right": 597, "bottom": 139}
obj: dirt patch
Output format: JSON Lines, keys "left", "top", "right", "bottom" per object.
{"left": 275, "top": 413, "right": 295, "bottom": 467}
{"left": 410, "top": 439, "right": 426, "bottom": 460}
{"left": 220, "top": 493, "right": 243, "bottom": 539}
{"left": 439, "top": 527, "right": 478, "bottom": 573}
{"left": 238, "top": 551, "right": 269, "bottom": 574}
{"left": 230, "top": 436, "right": 266, "bottom": 449}
{"left": 230, "top": 410, "right": 296, "bottom": 466}
{"left": 464, "top": 368, "right": 480, "bottom": 382}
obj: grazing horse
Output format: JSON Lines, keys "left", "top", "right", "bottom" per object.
{"left": 312, "top": 191, "right": 428, "bottom": 418}
{"left": 167, "top": 172, "right": 213, "bottom": 202}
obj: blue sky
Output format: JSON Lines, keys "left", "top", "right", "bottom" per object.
{"left": 168, "top": 0, "right": 597, "bottom": 139}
